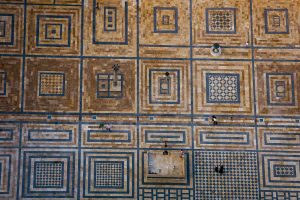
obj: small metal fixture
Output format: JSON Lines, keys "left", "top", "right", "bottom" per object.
{"left": 210, "top": 43, "right": 222, "bottom": 56}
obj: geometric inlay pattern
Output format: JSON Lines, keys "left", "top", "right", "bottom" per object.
{"left": 97, "top": 74, "right": 123, "bottom": 98}
{"left": 95, "top": 161, "right": 124, "bottom": 188}
{"left": 264, "top": 9, "right": 289, "bottom": 34}
{"left": 34, "top": 161, "right": 64, "bottom": 188}
{"left": 139, "top": 188, "right": 194, "bottom": 200}
{"left": 39, "top": 72, "right": 65, "bottom": 96}
{"left": 206, "top": 73, "right": 240, "bottom": 103}
{"left": 273, "top": 165, "right": 296, "bottom": 177}
{"left": 206, "top": 8, "right": 236, "bottom": 34}
{"left": 194, "top": 151, "right": 259, "bottom": 199}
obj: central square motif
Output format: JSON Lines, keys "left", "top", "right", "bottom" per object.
{"left": 94, "top": 161, "right": 124, "bottom": 188}
{"left": 34, "top": 161, "right": 64, "bottom": 188}
{"left": 266, "top": 73, "right": 295, "bottom": 106}
{"left": 264, "top": 9, "right": 289, "bottom": 34}
{"left": 206, "top": 73, "right": 240, "bottom": 103}
{"left": 0, "top": 71, "right": 6, "bottom": 96}
{"left": 37, "top": 15, "right": 71, "bottom": 47}
{"left": 45, "top": 23, "right": 62, "bottom": 39}
{"left": 154, "top": 7, "right": 178, "bottom": 33}
{"left": 97, "top": 74, "right": 123, "bottom": 98}
{"left": 206, "top": 8, "right": 236, "bottom": 34}
{"left": 149, "top": 69, "right": 180, "bottom": 104}
{"left": 39, "top": 72, "right": 65, "bottom": 96}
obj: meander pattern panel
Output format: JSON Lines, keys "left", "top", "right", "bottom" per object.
{"left": 0, "top": 0, "right": 300, "bottom": 199}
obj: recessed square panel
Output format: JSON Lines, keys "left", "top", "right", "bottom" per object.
{"left": 194, "top": 61, "right": 253, "bottom": 114}
{"left": 260, "top": 153, "right": 300, "bottom": 191}
{"left": 140, "top": 60, "right": 190, "bottom": 114}
{"left": 82, "top": 150, "right": 136, "bottom": 198}
{"left": 26, "top": 6, "right": 81, "bottom": 55}
{"left": 0, "top": 14, "right": 14, "bottom": 45}
{"left": 0, "top": 5, "right": 23, "bottom": 54}
{"left": 206, "top": 8, "right": 236, "bottom": 34}
{"left": 39, "top": 72, "right": 65, "bottom": 96}
{"left": 193, "top": 0, "right": 250, "bottom": 46}
{"left": 0, "top": 149, "right": 18, "bottom": 199}
{"left": 253, "top": 0, "right": 300, "bottom": 47}
{"left": 21, "top": 150, "right": 77, "bottom": 198}
{"left": 24, "top": 58, "right": 79, "bottom": 112}
{"left": 37, "top": 15, "right": 71, "bottom": 47}
{"left": 84, "top": 0, "right": 137, "bottom": 57}
{"left": 206, "top": 73, "right": 240, "bottom": 104}
{"left": 264, "top": 9, "right": 289, "bottom": 34}
{"left": 93, "top": 0, "right": 128, "bottom": 44}
{"left": 266, "top": 73, "right": 295, "bottom": 106}
{"left": 255, "top": 62, "right": 300, "bottom": 116}
{"left": 149, "top": 69, "right": 180, "bottom": 104}
{"left": 154, "top": 7, "right": 178, "bottom": 33}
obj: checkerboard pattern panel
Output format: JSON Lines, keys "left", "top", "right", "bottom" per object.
{"left": 39, "top": 72, "right": 65, "bottom": 96}
{"left": 34, "top": 161, "right": 64, "bottom": 188}
{"left": 206, "top": 73, "right": 240, "bottom": 103}
{"left": 95, "top": 161, "right": 123, "bottom": 188}
{"left": 194, "top": 151, "right": 259, "bottom": 199}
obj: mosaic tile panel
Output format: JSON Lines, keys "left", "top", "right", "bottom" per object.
{"left": 26, "top": 5, "right": 81, "bottom": 55}
{"left": 253, "top": 0, "right": 300, "bottom": 47}
{"left": 258, "top": 127, "right": 300, "bottom": 151}
{"left": 140, "top": 125, "right": 192, "bottom": 149}
{"left": 83, "top": 59, "right": 136, "bottom": 113}
{"left": 0, "top": 123, "right": 19, "bottom": 147}
{"left": 193, "top": 0, "right": 250, "bottom": 46}
{"left": 194, "top": 151, "right": 259, "bottom": 199}
{"left": 22, "top": 123, "right": 78, "bottom": 147}
{"left": 256, "top": 62, "right": 300, "bottom": 116}
{"left": 193, "top": 61, "right": 253, "bottom": 115}
{"left": 140, "top": 60, "right": 190, "bottom": 114}
{"left": 195, "top": 126, "right": 256, "bottom": 150}
{"left": 21, "top": 149, "right": 77, "bottom": 198}
{"left": 139, "top": 0, "right": 189, "bottom": 46}
{"left": 0, "top": 4, "right": 23, "bottom": 54}
{"left": 0, "top": 57, "right": 21, "bottom": 112}
{"left": 84, "top": 0, "right": 137, "bottom": 57}
{"left": 0, "top": 149, "right": 18, "bottom": 199}
{"left": 259, "top": 152, "right": 300, "bottom": 193}
{"left": 81, "top": 150, "right": 136, "bottom": 199}
{"left": 24, "top": 58, "right": 80, "bottom": 112}
{"left": 82, "top": 124, "right": 137, "bottom": 148}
